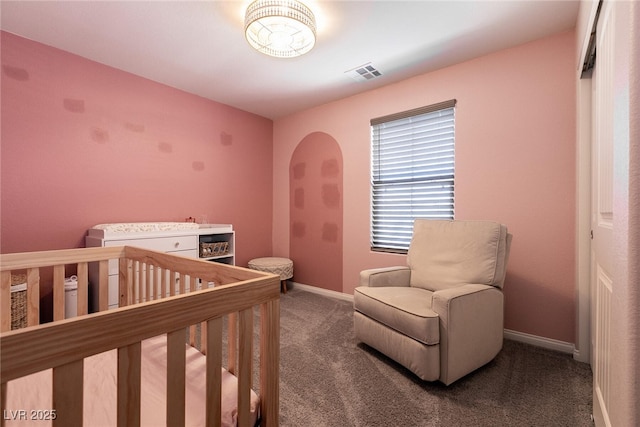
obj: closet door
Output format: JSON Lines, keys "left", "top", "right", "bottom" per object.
{"left": 590, "top": 1, "right": 633, "bottom": 425}
{"left": 590, "top": 2, "right": 614, "bottom": 424}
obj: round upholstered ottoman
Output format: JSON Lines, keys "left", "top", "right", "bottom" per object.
{"left": 247, "top": 257, "right": 293, "bottom": 293}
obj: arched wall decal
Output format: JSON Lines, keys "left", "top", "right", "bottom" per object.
{"left": 289, "top": 132, "right": 344, "bottom": 292}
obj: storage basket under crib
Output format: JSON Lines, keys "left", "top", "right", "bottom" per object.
{"left": 10, "top": 273, "right": 27, "bottom": 330}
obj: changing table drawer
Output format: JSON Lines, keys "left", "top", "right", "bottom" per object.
{"left": 105, "top": 235, "right": 197, "bottom": 252}
{"left": 104, "top": 236, "right": 197, "bottom": 275}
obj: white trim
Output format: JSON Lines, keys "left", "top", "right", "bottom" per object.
{"left": 575, "top": 76, "right": 593, "bottom": 364}
{"left": 287, "top": 281, "right": 353, "bottom": 303}
{"left": 573, "top": 347, "right": 588, "bottom": 362}
{"left": 504, "top": 329, "right": 575, "bottom": 355}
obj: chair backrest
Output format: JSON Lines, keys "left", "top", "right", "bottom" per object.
{"left": 407, "top": 220, "right": 511, "bottom": 291}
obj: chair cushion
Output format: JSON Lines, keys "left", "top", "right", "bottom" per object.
{"left": 354, "top": 287, "right": 439, "bottom": 345}
{"left": 407, "top": 220, "right": 509, "bottom": 291}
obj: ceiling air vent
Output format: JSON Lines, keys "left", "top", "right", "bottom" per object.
{"left": 345, "top": 63, "right": 382, "bottom": 82}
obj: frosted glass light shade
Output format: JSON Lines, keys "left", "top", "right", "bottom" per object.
{"left": 244, "top": 0, "right": 317, "bottom": 58}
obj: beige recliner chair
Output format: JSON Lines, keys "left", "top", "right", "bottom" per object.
{"left": 354, "top": 219, "right": 512, "bottom": 385}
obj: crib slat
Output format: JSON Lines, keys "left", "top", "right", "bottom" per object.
{"left": 143, "top": 264, "right": 147, "bottom": 300}
{"left": 188, "top": 277, "right": 198, "bottom": 346}
{"left": 53, "top": 265, "right": 65, "bottom": 321}
{"left": 98, "top": 259, "right": 109, "bottom": 312}
{"left": 200, "top": 321, "right": 208, "bottom": 355}
{"left": 77, "top": 263, "right": 89, "bottom": 316}
{"left": 131, "top": 261, "right": 137, "bottom": 305}
{"left": 206, "top": 317, "right": 222, "bottom": 427}
{"left": 118, "top": 258, "right": 129, "bottom": 308}
{"left": 26, "top": 268, "right": 40, "bottom": 326}
{"left": 227, "top": 312, "right": 237, "bottom": 375}
{"left": 150, "top": 266, "right": 156, "bottom": 300}
{"left": 170, "top": 271, "right": 176, "bottom": 297}
{"left": 237, "top": 308, "right": 253, "bottom": 427}
{"left": 260, "top": 299, "right": 280, "bottom": 427}
{"left": 23, "top": 268, "right": 39, "bottom": 327}
{"left": 170, "top": 270, "right": 176, "bottom": 296}
{"left": 52, "top": 359, "right": 83, "bottom": 426}
{"left": 189, "top": 325, "right": 197, "bottom": 348}
{"left": 180, "top": 273, "right": 187, "bottom": 294}
{"left": 136, "top": 261, "right": 142, "bottom": 304}
{"left": 144, "top": 264, "right": 153, "bottom": 301}
{"left": 151, "top": 266, "right": 164, "bottom": 299}
{"left": 167, "top": 329, "right": 186, "bottom": 427}
{"left": 118, "top": 342, "right": 142, "bottom": 427}
{"left": 0, "top": 271, "right": 10, "bottom": 332}
{"left": 159, "top": 267, "right": 165, "bottom": 298}
{"left": 138, "top": 262, "right": 144, "bottom": 302}
{"left": 130, "top": 259, "right": 137, "bottom": 306}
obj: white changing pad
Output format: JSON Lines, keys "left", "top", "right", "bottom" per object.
{"left": 5, "top": 335, "right": 260, "bottom": 426}
{"left": 91, "top": 222, "right": 201, "bottom": 234}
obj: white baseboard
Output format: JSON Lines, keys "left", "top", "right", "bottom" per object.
{"left": 287, "top": 281, "right": 354, "bottom": 303}
{"left": 504, "top": 329, "right": 575, "bottom": 355}
{"left": 289, "top": 282, "right": 578, "bottom": 357}
{"left": 573, "top": 347, "right": 590, "bottom": 363}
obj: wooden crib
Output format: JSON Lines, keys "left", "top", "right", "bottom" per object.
{"left": 0, "top": 246, "right": 280, "bottom": 427}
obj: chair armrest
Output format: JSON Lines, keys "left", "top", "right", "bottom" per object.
{"left": 359, "top": 266, "right": 411, "bottom": 287}
{"left": 431, "top": 284, "right": 504, "bottom": 385}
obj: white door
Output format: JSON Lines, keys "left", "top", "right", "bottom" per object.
{"left": 590, "top": 1, "right": 618, "bottom": 425}
{"left": 590, "top": 0, "right": 613, "bottom": 425}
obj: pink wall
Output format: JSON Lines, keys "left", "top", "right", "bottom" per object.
{"left": 0, "top": 32, "right": 273, "bottom": 266}
{"left": 273, "top": 31, "right": 577, "bottom": 343}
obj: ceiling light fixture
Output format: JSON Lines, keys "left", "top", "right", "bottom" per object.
{"left": 244, "top": 0, "right": 317, "bottom": 58}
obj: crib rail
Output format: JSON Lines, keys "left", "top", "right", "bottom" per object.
{"left": 0, "top": 246, "right": 280, "bottom": 427}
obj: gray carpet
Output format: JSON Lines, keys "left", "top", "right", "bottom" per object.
{"left": 272, "top": 287, "right": 593, "bottom": 427}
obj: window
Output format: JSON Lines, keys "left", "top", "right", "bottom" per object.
{"left": 370, "top": 99, "right": 456, "bottom": 252}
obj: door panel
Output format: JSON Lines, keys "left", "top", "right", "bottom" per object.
{"left": 590, "top": 1, "right": 614, "bottom": 425}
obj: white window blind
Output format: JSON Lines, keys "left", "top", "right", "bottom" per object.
{"left": 370, "top": 100, "right": 456, "bottom": 252}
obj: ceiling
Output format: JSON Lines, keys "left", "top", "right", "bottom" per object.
{"left": 0, "top": 1, "right": 579, "bottom": 120}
